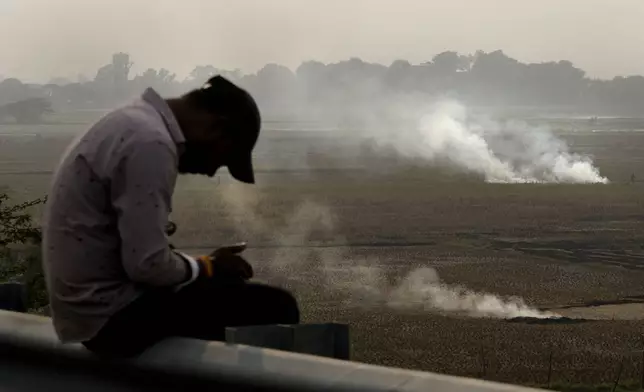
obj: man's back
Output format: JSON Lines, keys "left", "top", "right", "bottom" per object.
{"left": 43, "top": 91, "right": 181, "bottom": 343}
{"left": 41, "top": 77, "right": 299, "bottom": 359}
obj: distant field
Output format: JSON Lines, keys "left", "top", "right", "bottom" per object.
{"left": 2, "top": 111, "right": 644, "bottom": 386}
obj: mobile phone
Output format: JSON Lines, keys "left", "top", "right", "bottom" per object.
{"left": 222, "top": 242, "right": 247, "bottom": 254}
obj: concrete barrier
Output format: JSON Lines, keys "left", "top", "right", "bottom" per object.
{"left": 226, "top": 323, "right": 350, "bottom": 359}
{"left": 0, "top": 282, "right": 27, "bottom": 313}
{"left": 0, "top": 310, "right": 547, "bottom": 392}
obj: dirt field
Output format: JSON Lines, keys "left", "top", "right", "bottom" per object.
{"left": 2, "top": 114, "right": 644, "bottom": 386}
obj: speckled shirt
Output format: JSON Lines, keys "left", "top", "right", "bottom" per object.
{"left": 42, "top": 88, "right": 196, "bottom": 343}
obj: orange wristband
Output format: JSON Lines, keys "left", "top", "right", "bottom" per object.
{"left": 197, "top": 255, "right": 214, "bottom": 278}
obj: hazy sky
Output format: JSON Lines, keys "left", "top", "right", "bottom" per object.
{"left": 1, "top": 0, "right": 643, "bottom": 83}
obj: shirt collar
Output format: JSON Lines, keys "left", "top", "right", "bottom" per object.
{"left": 142, "top": 88, "right": 185, "bottom": 145}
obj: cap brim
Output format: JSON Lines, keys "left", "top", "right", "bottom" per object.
{"left": 227, "top": 153, "right": 255, "bottom": 184}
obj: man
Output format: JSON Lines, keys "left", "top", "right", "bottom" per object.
{"left": 42, "top": 76, "right": 300, "bottom": 358}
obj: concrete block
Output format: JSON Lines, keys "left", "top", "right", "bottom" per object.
{"left": 0, "top": 282, "right": 27, "bottom": 313}
{"left": 225, "top": 323, "right": 350, "bottom": 360}
{"left": 332, "top": 323, "right": 350, "bottom": 360}
{"left": 289, "top": 323, "right": 350, "bottom": 360}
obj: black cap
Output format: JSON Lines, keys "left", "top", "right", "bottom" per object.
{"left": 197, "top": 76, "right": 260, "bottom": 184}
{"left": 227, "top": 148, "right": 256, "bottom": 184}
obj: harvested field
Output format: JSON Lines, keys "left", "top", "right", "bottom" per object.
{"left": 2, "top": 114, "right": 644, "bottom": 386}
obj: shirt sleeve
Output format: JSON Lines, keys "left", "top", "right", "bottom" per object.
{"left": 111, "top": 139, "right": 190, "bottom": 287}
{"left": 174, "top": 251, "right": 200, "bottom": 291}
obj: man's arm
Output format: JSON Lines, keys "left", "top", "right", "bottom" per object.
{"left": 111, "top": 139, "right": 197, "bottom": 287}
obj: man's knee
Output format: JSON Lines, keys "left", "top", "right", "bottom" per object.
{"left": 276, "top": 288, "right": 300, "bottom": 324}
{"left": 252, "top": 284, "right": 300, "bottom": 324}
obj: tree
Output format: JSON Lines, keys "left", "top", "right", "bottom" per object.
{"left": 296, "top": 60, "right": 328, "bottom": 102}
{"left": 4, "top": 50, "right": 644, "bottom": 116}
{"left": 384, "top": 60, "right": 413, "bottom": 91}
{"left": 132, "top": 68, "right": 177, "bottom": 95}
{"left": 248, "top": 64, "right": 300, "bottom": 115}
{"left": 0, "top": 193, "right": 47, "bottom": 246}
{"left": 92, "top": 53, "right": 134, "bottom": 104}
{"left": 112, "top": 52, "right": 133, "bottom": 100}
{"left": 188, "top": 65, "right": 218, "bottom": 84}
{"left": 0, "top": 97, "right": 53, "bottom": 123}
{"left": 0, "top": 78, "right": 30, "bottom": 106}
{"left": 520, "top": 60, "right": 587, "bottom": 106}
{"left": 431, "top": 51, "right": 471, "bottom": 74}
{"left": 467, "top": 50, "right": 524, "bottom": 104}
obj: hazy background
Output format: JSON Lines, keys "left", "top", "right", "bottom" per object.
{"left": 1, "top": 0, "right": 643, "bottom": 83}
{"left": 3, "top": 1, "right": 644, "bottom": 383}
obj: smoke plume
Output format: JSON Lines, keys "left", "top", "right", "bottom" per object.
{"left": 219, "top": 187, "right": 557, "bottom": 319}
{"left": 360, "top": 100, "right": 608, "bottom": 184}
{"left": 388, "top": 268, "right": 558, "bottom": 319}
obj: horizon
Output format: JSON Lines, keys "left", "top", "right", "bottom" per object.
{"left": 1, "top": 0, "right": 643, "bottom": 83}
{"left": 2, "top": 50, "right": 643, "bottom": 86}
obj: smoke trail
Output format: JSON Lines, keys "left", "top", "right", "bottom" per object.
{"left": 388, "top": 267, "right": 558, "bottom": 319}
{"left": 280, "top": 202, "right": 556, "bottom": 319}
{"left": 365, "top": 100, "right": 608, "bottom": 184}
{"left": 218, "top": 189, "right": 556, "bottom": 319}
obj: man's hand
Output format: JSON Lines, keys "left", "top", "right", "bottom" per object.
{"left": 196, "top": 242, "right": 253, "bottom": 281}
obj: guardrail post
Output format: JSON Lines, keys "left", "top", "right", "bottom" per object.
{"left": 0, "top": 282, "right": 27, "bottom": 313}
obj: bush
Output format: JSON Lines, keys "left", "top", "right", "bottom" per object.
{"left": 0, "top": 192, "right": 48, "bottom": 311}
{"left": 0, "top": 193, "right": 47, "bottom": 246}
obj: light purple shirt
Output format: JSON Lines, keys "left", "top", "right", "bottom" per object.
{"left": 43, "top": 88, "right": 198, "bottom": 343}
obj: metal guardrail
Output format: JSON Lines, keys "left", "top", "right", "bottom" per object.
{"left": 0, "top": 310, "right": 546, "bottom": 392}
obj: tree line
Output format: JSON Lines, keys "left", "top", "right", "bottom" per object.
{"left": 1, "top": 50, "right": 643, "bottom": 119}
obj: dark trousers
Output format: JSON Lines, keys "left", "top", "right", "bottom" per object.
{"left": 82, "top": 279, "right": 300, "bottom": 359}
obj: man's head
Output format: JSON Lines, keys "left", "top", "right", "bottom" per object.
{"left": 170, "top": 76, "right": 260, "bottom": 184}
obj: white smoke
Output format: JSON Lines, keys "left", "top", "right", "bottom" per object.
{"left": 363, "top": 100, "right": 608, "bottom": 184}
{"left": 219, "top": 190, "right": 557, "bottom": 319}
{"left": 388, "top": 267, "right": 558, "bottom": 319}
{"left": 276, "top": 202, "right": 557, "bottom": 319}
